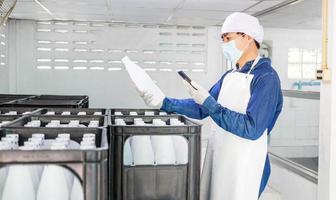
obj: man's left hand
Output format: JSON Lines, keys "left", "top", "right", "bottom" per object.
{"left": 183, "top": 80, "right": 210, "bottom": 105}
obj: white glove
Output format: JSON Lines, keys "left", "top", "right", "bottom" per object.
{"left": 137, "top": 88, "right": 165, "bottom": 109}
{"left": 184, "top": 80, "right": 210, "bottom": 105}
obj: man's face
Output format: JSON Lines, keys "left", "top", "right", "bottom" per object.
{"left": 221, "top": 32, "right": 253, "bottom": 51}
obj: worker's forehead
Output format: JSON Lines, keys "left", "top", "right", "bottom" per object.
{"left": 222, "top": 32, "right": 238, "bottom": 35}
{"left": 222, "top": 32, "right": 238, "bottom": 37}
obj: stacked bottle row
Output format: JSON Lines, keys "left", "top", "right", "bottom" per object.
{"left": 24, "top": 120, "right": 100, "bottom": 128}
{"left": 0, "top": 133, "right": 97, "bottom": 200}
{"left": 45, "top": 111, "right": 102, "bottom": 116}
{"left": 115, "top": 118, "right": 188, "bottom": 166}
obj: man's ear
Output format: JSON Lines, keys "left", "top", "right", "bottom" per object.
{"left": 246, "top": 35, "right": 254, "bottom": 43}
{"left": 244, "top": 35, "right": 255, "bottom": 46}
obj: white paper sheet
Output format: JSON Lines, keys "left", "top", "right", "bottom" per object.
{"left": 121, "top": 56, "right": 164, "bottom": 106}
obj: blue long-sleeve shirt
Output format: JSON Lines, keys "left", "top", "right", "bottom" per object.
{"left": 161, "top": 57, "right": 283, "bottom": 196}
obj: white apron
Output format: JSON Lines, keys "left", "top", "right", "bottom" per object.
{"left": 200, "top": 57, "right": 268, "bottom": 200}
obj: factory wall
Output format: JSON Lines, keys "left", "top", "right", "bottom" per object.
{"left": 7, "top": 19, "right": 224, "bottom": 108}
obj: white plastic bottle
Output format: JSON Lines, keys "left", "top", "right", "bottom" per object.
{"left": 88, "top": 120, "right": 99, "bottom": 128}
{"left": 2, "top": 164, "right": 36, "bottom": 200}
{"left": 114, "top": 111, "right": 123, "bottom": 116}
{"left": 167, "top": 119, "right": 188, "bottom": 164}
{"left": 0, "top": 166, "right": 8, "bottom": 199}
{"left": 45, "top": 111, "right": 55, "bottom": 115}
{"left": 82, "top": 133, "right": 95, "bottom": 142}
{"left": 151, "top": 119, "right": 176, "bottom": 165}
{"left": 57, "top": 133, "right": 80, "bottom": 149}
{"left": 37, "top": 165, "right": 71, "bottom": 200}
{"left": 1, "top": 137, "right": 17, "bottom": 149}
{"left": 131, "top": 136, "right": 155, "bottom": 165}
{"left": 129, "top": 111, "right": 138, "bottom": 116}
{"left": 5, "top": 134, "right": 19, "bottom": 148}
{"left": 159, "top": 112, "right": 168, "bottom": 115}
{"left": 2, "top": 146, "right": 36, "bottom": 200}
{"left": 71, "top": 177, "right": 84, "bottom": 200}
{"left": 0, "top": 142, "right": 10, "bottom": 198}
{"left": 37, "top": 144, "right": 71, "bottom": 200}
{"left": 5, "top": 111, "right": 17, "bottom": 115}
{"left": 31, "top": 133, "right": 45, "bottom": 148}
{"left": 28, "top": 134, "right": 46, "bottom": 190}
{"left": 145, "top": 111, "right": 155, "bottom": 116}
{"left": 37, "top": 140, "right": 77, "bottom": 200}
{"left": 20, "top": 145, "right": 43, "bottom": 193}
{"left": 134, "top": 118, "right": 145, "bottom": 125}
{"left": 61, "top": 111, "right": 71, "bottom": 115}
{"left": 123, "top": 139, "right": 133, "bottom": 166}
{"left": 46, "top": 120, "right": 60, "bottom": 128}
{"left": 115, "top": 119, "right": 126, "bottom": 125}
{"left": 77, "top": 112, "right": 86, "bottom": 115}
{"left": 172, "top": 136, "right": 189, "bottom": 164}
{"left": 68, "top": 120, "right": 80, "bottom": 128}
{"left": 151, "top": 135, "right": 176, "bottom": 165}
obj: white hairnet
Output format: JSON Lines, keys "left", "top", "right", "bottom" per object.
{"left": 221, "top": 12, "right": 264, "bottom": 44}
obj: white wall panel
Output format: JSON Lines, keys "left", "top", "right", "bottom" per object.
{"left": 0, "top": 23, "right": 9, "bottom": 93}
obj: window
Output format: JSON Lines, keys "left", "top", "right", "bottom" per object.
{"left": 288, "top": 48, "right": 322, "bottom": 79}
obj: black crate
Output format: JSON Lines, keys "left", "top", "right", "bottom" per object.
{"left": 0, "top": 107, "right": 43, "bottom": 116}
{"left": 109, "top": 115, "right": 201, "bottom": 200}
{"left": 0, "top": 94, "right": 35, "bottom": 104}
{"left": 37, "top": 95, "right": 89, "bottom": 108}
{"left": 5, "top": 115, "right": 108, "bottom": 128}
{"left": 39, "top": 108, "right": 109, "bottom": 116}
{"left": 38, "top": 95, "right": 88, "bottom": 101}
{"left": 0, "top": 127, "right": 109, "bottom": 200}
{"left": 3, "top": 95, "right": 89, "bottom": 108}
{"left": 110, "top": 108, "right": 172, "bottom": 116}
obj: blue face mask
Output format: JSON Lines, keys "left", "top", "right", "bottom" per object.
{"left": 222, "top": 39, "right": 243, "bottom": 64}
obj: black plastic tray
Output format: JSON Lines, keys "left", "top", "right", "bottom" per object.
{"left": 2, "top": 95, "right": 89, "bottom": 108}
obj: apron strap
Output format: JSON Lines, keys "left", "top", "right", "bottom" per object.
{"left": 247, "top": 55, "right": 261, "bottom": 75}
{"left": 230, "top": 55, "right": 261, "bottom": 74}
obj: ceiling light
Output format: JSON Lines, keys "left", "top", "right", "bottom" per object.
{"left": 34, "top": 0, "right": 53, "bottom": 17}
{"left": 252, "top": 0, "right": 304, "bottom": 17}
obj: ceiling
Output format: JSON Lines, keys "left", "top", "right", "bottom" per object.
{"left": 9, "top": 0, "right": 322, "bottom": 29}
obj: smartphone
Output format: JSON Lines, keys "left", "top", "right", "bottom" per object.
{"left": 177, "top": 71, "right": 198, "bottom": 90}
